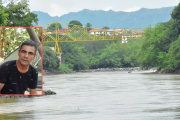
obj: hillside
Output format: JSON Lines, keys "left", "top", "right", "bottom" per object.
{"left": 33, "top": 7, "right": 174, "bottom": 29}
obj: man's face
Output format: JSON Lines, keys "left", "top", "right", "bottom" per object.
{"left": 18, "top": 45, "right": 36, "bottom": 66}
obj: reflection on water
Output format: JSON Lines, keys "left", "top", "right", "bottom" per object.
{"left": 0, "top": 111, "right": 35, "bottom": 120}
{"left": 0, "top": 71, "right": 180, "bottom": 120}
{"left": 0, "top": 98, "right": 17, "bottom": 104}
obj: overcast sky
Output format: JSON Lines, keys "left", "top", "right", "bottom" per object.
{"left": 29, "top": 0, "right": 180, "bottom": 17}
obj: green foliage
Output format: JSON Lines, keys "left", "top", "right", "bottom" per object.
{"left": 68, "top": 20, "right": 83, "bottom": 28}
{"left": 171, "top": 2, "right": 180, "bottom": 22}
{"left": 61, "top": 42, "right": 89, "bottom": 71}
{"left": 102, "top": 26, "right": 110, "bottom": 29}
{"left": 139, "top": 2, "right": 180, "bottom": 71}
{"left": 138, "top": 25, "right": 166, "bottom": 69}
{"left": 86, "top": 23, "right": 92, "bottom": 27}
{"left": 43, "top": 42, "right": 55, "bottom": 47}
{"left": 86, "top": 23, "right": 92, "bottom": 31}
{"left": 96, "top": 43, "right": 122, "bottom": 68}
{"left": 90, "top": 40, "right": 141, "bottom": 68}
{"left": 44, "top": 2, "right": 180, "bottom": 72}
{"left": 162, "top": 36, "right": 180, "bottom": 70}
{"left": 43, "top": 46, "right": 60, "bottom": 70}
{"left": 0, "top": 7, "right": 8, "bottom": 26}
{"left": 60, "top": 39, "right": 141, "bottom": 71}
{"left": 68, "top": 47, "right": 89, "bottom": 70}
{"left": 58, "top": 64, "right": 72, "bottom": 72}
{"left": 3, "top": 0, "right": 38, "bottom": 26}
{"left": 47, "top": 23, "right": 62, "bottom": 32}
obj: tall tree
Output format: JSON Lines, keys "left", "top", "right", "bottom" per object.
{"left": 68, "top": 20, "right": 83, "bottom": 29}
{"left": 43, "top": 46, "right": 60, "bottom": 70}
{"left": 86, "top": 23, "right": 92, "bottom": 31}
{"left": 171, "top": 2, "right": 180, "bottom": 35}
{"left": 0, "top": 8, "right": 8, "bottom": 26}
{"left": 138, "top": 2, "right": 180, "bottom": 71}
{"left": 102, "top": 26, "right": 110, "bottom": 29}
{"left": 4, "top": 0, "right": 38, "bottom": 26}
{"left": 47, "top": 23, "right": 62, "bottom": 32}
{"left": 171, "top": 2, "right": 180, "bottom": 22}
{"left": 0, "top": 0, "right": 8, "bottom": 26}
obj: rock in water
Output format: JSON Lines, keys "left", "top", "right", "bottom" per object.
{"left": 43, "top": 90, "right": 56, "bottom": 95}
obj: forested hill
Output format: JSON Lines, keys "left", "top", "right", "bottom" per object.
{"left": 33, "top": 7, "right": 174, "bottom": 28}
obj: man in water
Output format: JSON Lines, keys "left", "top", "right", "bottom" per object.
{"left": 0, "top": 40, "right": 38, "bottom": 94}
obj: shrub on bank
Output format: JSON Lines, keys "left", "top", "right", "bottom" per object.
{"left": 58, "top": 64, "right": 72, "bottom": 73}
{"left": 43, "top": 46, "right": 60, "bottom": 70}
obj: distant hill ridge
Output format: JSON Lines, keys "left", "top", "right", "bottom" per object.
{"left": 33, "top": 7, "right": 174, "bottom": 29}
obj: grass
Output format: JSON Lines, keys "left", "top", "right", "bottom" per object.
{"left": 58, "top": 64, "right": 72, "bottom": 73}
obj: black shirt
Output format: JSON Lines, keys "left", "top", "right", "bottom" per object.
{"left": 0, "top": 60, "right": 38, "bottom": 94}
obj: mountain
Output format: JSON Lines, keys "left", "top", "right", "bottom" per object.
{"left": 33, "top": 7, "right": 174, "bottom": 29}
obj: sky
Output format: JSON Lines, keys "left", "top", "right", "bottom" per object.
{"left": 28, "top": 0, "right": 180, "bottom": 17}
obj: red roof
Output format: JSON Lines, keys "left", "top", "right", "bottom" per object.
{"left": 52, "top": 28, "right": 72, "bottom": 34}
{"left": 89, "top": 29, "right": 110, "bottom": 32}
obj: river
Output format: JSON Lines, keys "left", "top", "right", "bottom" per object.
{"left": 0, "top": 70, "right": 180, "bottom": 120}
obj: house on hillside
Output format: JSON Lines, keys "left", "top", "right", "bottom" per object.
{"left": 89, "top": 29, "right": 123, "bottom": 36}
{"left": 89, "top": 29, "right": 113, "bottom": 35}
{"left": 106, "top": 29, "right": 113, "bottom": 35}
{"left": 114, "top": 29, "right": 122, "bottom": 35}
{"left": 52, "top": 28, "right": 72, "bottom": 35}
{"left": 89, "top": 29, "right": 104, "bottom": 35}
{"left": 133, "top": 31, "right": 145, "bottom": 37}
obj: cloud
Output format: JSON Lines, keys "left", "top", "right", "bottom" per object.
{"left": 48, "top": 3, "right": 69, "bottom": 17}
{"left": 124, "top": 7, "right": 141, "bottom": 12}
{"left": 29, "top": 0, "right": 179, "bottom": 17}
{"left": 104, "top": 7, "right": 113, "bottom": 11}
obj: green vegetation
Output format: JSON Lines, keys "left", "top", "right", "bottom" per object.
{"left": 0, "top": 0, "right": 40, "bottom": 57}
{"left": 47, "top": 23, "right": 62, "bottom": 32}
{"left": 43, "top": 46, "right": 60, "bottom": 70}
{"left": 68, "top": 20, "right": 83, "bottom": 28}
{"left": 43, "top": 3, "right": 180, "bottom": 73}
{"left": 138, "top": 2, "right": 180, "bottom": 71}
{"left": 58, "top": 64, "right": 72, "bottom": 72}
{"left": 102, "top": 26, "right": 110, "bottom": 29}
{"left": 44, "top": 39, "right": 141, "bottom": 71}
{"left": 43, "top": 46, "right": 72, "bottom": 73}
{"left": 0, "top": 1, "right": 8, "bottom": 26}
{"left": 0, "top": 0, "right": 38, "bottom": 26}
{"left": 86, "top": 23, "right": 92, "bottom": 31}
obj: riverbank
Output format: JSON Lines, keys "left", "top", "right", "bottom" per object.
{"left": 155, "top": 69, "right": 180, "bottom": 74}
{"left": 43, "top": 67, "right": 180, "bottom": 75}
{"left": 79, "top": 67, "right": 141, "bottom": 72}
{"left": 43, "top": 67, "right": 157, "bottom": 75}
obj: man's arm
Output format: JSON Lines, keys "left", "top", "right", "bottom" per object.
{"left": 30, "top": 88, "right": 37, "bottom": 94}
{"left": 0, "top": 83, "right": 5, "bottom": 94}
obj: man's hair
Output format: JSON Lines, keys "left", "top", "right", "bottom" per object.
{"left": 19, "top": 40, "right": 37, "bottom": 53}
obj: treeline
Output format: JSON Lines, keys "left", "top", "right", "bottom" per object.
{"left": 139, "top": 2, "right": 180, "bottom": 72}
{"left": 2, "top": 1, "right": 179, "bottom": 73}
{"left": 0, "top": 0, "right": 38, "bottom": 26}
{"left": 44, "top": 2, "right": 180, "bottom": 72}
{"left": 44, "top": 39, "right": 142, "bottom": 71}
{"left": 63, "top": 40, "right": 141, "bottom": 70}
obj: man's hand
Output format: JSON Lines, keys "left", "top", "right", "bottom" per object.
{"left": 0, "top": 83, "right": 5, "bottom": 94}
{"left": 30, "top": 88, "right": 37, "bottom": 94}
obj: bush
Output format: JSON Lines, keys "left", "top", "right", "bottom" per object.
{"left": 58, "top": 64, "right": 72, "bottom": 72}
{"left": 43, "top": 46, "right": 60, "bottom": 70}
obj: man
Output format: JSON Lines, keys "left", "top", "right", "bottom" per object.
{"left": 0, "top": 40, "right": 38, "bottom": 94}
